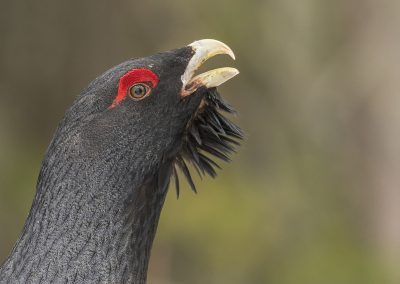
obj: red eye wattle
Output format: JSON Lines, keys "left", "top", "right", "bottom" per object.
{"left": 109, "top": 68, "right": 158, "bottom": 108}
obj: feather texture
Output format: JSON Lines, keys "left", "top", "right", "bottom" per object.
{"left": 174, "top": 88, "right": 243, "bottom": 195}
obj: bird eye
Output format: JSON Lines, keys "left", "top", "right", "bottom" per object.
{"left": 129, "top": 83, "right": 151, "bottom": 100}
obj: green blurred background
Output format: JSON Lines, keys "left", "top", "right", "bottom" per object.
{"left": 1, "top": 1, "right": 399, "bottom": 283}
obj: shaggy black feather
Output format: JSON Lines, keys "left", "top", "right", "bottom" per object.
{"left": 174, "top": 87, "right": 243, "bottom": 196}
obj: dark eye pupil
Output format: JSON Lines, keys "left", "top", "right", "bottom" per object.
{"left": 134, "top": 85, "right": 145, "bottom": 95}
{"left": 130, "top": 84, "right": 148, "bottom": 99}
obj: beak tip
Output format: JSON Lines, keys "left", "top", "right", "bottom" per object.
{"left": 189, "top": 39, "right": 236, "bottom": 60}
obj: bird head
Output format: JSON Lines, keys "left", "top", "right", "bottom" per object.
{"left": 59, "top": 39, "right": 242, "bottom": 195}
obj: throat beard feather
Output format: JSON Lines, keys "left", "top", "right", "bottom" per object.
{"left": 157, "top": 88, "right": 244, "bottom": 197}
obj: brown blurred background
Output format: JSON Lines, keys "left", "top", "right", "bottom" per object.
{"left": 1, "top": 1, "right": 399, "bottom": 283}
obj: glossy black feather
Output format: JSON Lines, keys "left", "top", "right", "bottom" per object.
{"left": 158, "top": 162, "right": 173, "bottom": 193}
{"left": 173, "top": 166, "right": 180, "bottom": 198}
{"left": 176, "top": 156, "right": 197, "bottom": 193}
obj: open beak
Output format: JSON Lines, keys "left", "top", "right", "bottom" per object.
{"left": 181, "top": 39, "right": 239, "bottom": 97}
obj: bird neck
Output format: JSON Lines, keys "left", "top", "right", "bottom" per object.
{"left": 0, "top": 137, "right": 169, "bottom": 284}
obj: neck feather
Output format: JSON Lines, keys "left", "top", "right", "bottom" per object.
{"left": 0, "top": 135, "right": 168, "bottom": 284}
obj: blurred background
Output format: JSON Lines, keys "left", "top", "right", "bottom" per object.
{"left": 1, "top": 0, "right": 399, "bottom": 283}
